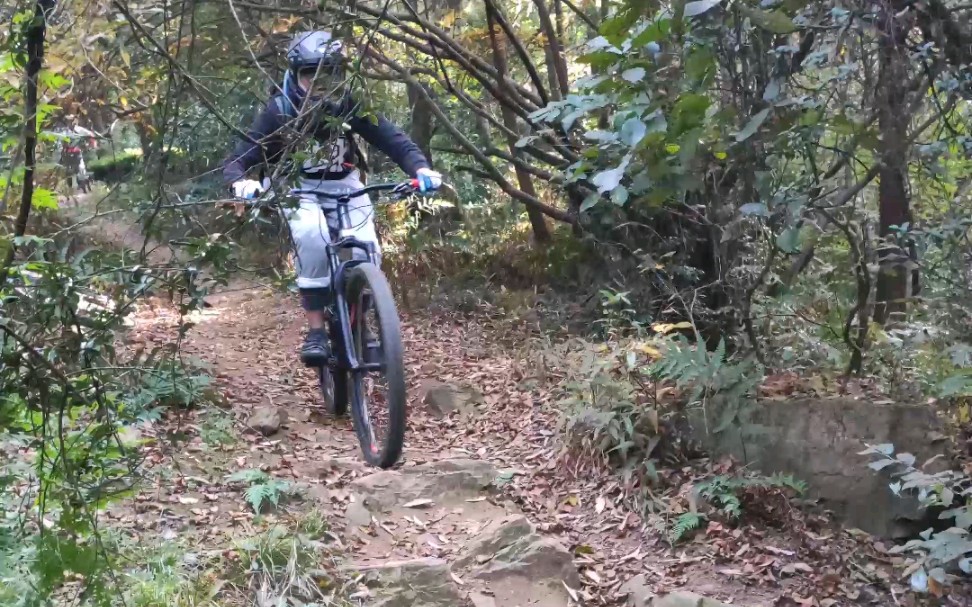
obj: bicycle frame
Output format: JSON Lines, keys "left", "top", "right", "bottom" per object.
{"left": 290, "top": 182, "right": 415, "bottom": 375}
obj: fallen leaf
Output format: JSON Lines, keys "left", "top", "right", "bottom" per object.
{"left": 402, "top": 498, "right": 435, "bottom": 509}
{"left": 563, "top": 581, "right": 580, "bottom": 602}
{"left": 178, "top": 496, "right": 200, "bottom": 505}
{"left": 781, "top": 562, "right": 814, "bottom": 575}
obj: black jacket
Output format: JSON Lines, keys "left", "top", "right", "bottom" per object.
{"left": 222, "top": 93, "right": 429, "bottom": 185}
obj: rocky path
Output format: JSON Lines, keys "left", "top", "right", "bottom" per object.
{"left": 121, "top": 281, "right": 845, "bottom": 607}
{"left": 119, "top": 284, "right": 768, "bottom": 607}
{"left": 89, "top": 197, "right": 909, "bottom": 607}
{"left": 151, "top": 284, "right": 589, "bottom": 607}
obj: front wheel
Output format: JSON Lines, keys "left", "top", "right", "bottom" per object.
{"left": 319, "top": 319, "right": 349, "bottom": 416}
{"left": 344, "top": 263, "right": 406, "bottom": 468}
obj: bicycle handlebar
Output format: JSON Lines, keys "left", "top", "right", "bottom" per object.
{"left": 290, "top": 179, "right": 420, "bottom": 200}
{"left": 233, "top": 179, "right": 420, "bottom": 209}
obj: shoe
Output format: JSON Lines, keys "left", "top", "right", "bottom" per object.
{"left": 301, "top": 329, "right": 330, "bottom": 366}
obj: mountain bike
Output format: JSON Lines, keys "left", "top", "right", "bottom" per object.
{"left": 250, "top": 181, "right": 414, "bottom": 468}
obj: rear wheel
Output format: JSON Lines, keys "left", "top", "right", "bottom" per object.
{"left": 344, "top": 263, "right": 406, "bottom": 468}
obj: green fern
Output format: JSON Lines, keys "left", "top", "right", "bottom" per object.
{"left": 227, "top": 469, "right": 269, "bottom": 484}
{"left": 695, "top": 472, "right": 807, "bottom": 522}
{"left": 228, "top": 469, "right": 291, "bottom": 512}
{"left": 763, "top": 473, "right": 808, "bottom": 495}
{"left": 669, "top": 512, "right": 705, "bottom": 543}
{"left": 243, "top": 479, "right": 290, "bottom": 513}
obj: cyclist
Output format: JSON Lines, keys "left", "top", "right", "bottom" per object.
{"left": 222, "top": 30, "right": 441, "bottom": 366}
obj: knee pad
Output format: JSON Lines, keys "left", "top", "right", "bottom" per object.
{"left": 300, "top": 287, "right": 331, "bottom": 311}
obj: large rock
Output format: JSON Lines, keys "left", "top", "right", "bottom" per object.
{"left": 621, "top": 573, "right": 653, "bottom": 606}
{"left": 653, "top": 592, "right": 731, "bottom": 607}
{"left": 356, "top": 558, "right": 462, "bottom": 607}
{"left": 247, "top": 406, "right": 282, "bottom": 436}
{"left": 421, "top": 381, "right": 484, "bottom": 418}
{"left": 689, "top": 397, "right": 947, "bottom": 537}
{"left": 472, "top": 533, "right": 580, "bottom": 589}
{"left": 351, "top": 458, "right": 496, "bottom": 512}
{"left": 454, "top": 515, "right": 534, "bottom": 568}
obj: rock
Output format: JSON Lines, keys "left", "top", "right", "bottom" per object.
{"left": 621, "top": 573, "right": 654, "bottom": 606}
{"left": 688, "top": 397, "right": 948, "bottom": 537}
{"left": 345, "top": 499, "right": 373, "bottom": 527}
{"left": 468, "top": 592, "right": 497, "bottom": 607}
{"left": 247, "top": 406, "right": 282, "bottom": 436}
{"left": 351, "top": 458, "right": 496, "bottom": 511}
{"left": 652, "top": 591, "right": 731, "bottom": 607}
{"left": 313, "top": 456, "right": 369, "bottom": 477}
{"left": 357, "top": 558, "right": 462, "bottom": 607}
{"left": 455, "top": 515, "right": 534, "bottom": 568}
{"left": 421, "top": 381, "right": 484, "bottom": 417}
{"left": 472, "top": 533, "right": 580, "bottom": 589}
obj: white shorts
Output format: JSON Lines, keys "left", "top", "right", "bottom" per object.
{"left": 285, "top": 170, "right": 380, "bottom": 290}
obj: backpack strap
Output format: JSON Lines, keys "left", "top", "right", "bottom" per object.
{"left": 274, "top": 94, "right": 296, "bottom": 120}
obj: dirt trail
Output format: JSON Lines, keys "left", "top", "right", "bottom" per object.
{"left": 89, "top": 194, "right": 902, "bottom": 607}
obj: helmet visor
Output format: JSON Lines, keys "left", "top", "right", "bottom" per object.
{"left": 298, "top": 61, "right": 347, "bottom": 97}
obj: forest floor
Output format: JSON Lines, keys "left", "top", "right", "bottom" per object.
{"left": 72, "top": 192, "right": 940, "bottom": 607}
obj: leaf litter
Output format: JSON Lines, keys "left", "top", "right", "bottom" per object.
{"left": 101, "top": 282, "right": 963, "bottom": 606}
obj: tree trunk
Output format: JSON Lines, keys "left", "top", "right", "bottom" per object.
{"left": 406, "top": 81, "right": 435, "bottom": 164}
{"left": 532, "top": 0, "right": 570, "bottom": 100}
{"left": 873, "top": 0, "right": 912, "bottom": 325}
{"left": 0, "top": 0, "right": 53, "bottom": 289}
{"left": 486, "top": 4, "right": 551, "bottom": 243}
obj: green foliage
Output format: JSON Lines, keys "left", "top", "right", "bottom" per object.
{"left": 226, "top": 469, "right": 293, "bottom": 513}
{"left": 696, "top": 473, "right": 807, "bottom": 520}
{"left": 668, "top": 472, "right": 807, "bottom": 543}
{"left": 861, "top": 443, "right": 972, "bottom": 592}
{"left": 198, "top": 409, "right": 235, "bottom": 447}
{"left": 232, "top": 519, "right": 349, "bottom": 606}
{"left": 650, "top": 335, "right": 762, "bottom": 435}
{"left": 669, "top": 512, "right": 706, "bottom": 544}
{"left": 119, "top": 540, "right": 222, "bottom": 607}
{"left": 128, "top": 357, "right": 214, "bottom": 413}
{"left": 87, "top": 149, "right": 143, "bottom": 182}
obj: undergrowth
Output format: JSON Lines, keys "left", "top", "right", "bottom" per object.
{"left": 232, "top": 511, "right": 351, "bottom": 607}
{"left": 226, "top": 469, "right": 296, "bottom": 514}
{"left": 667, "top": 471, "right": 808, "bottom": 543}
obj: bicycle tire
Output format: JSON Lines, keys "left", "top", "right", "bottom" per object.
{"left": 320, "top": 321, "right": 349, "bottom": 416}
{"left": 344, "top": 263, "right": 406, "bottom": 468}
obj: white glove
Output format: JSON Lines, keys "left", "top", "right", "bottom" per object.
{"left": 415, "top": 168, "right": 442, "bottom": 193}
{"left": 232, "top": 179, "right": 263, "bottom": 200}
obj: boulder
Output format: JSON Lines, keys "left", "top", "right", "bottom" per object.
{"left": 421, "top": 381, "right": 484, "bottom": 418}
{"left": 345, "top": 499, "right": 372, "bottom": 527}
{"left": 351, "top": 458, "right": 496, "bottom": 512}
{"left": 621, "top": 573, "right": 654, "bottom": 606}
{"left": 689, "top": 397, "right": 948, "bottom": 537}
{"left": 357, "top": 558, "right": 462, "bottom": 607}
{"left": 468, "top": 592, "right": 497, "bottom": 607}
{"left": 454, "top": 515, "right": 534, "bottom": 568}
{"left": 652, "top": 592, "right": 731, "bottom": 607}
{"left": 472, "top": 533, "right": 580, "bottom": 589}
{"left": 247, "top": 406, "right": 282, "bottom": 436}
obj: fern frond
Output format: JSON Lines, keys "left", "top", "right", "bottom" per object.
{"left": 669, "top": 512, "right": 705, "bottom": 543}
{"left": 244, "top": 483, "right": 271, "bottom": 512}
{"left": 228, "top": 469, "right": 268, "bottom": 484}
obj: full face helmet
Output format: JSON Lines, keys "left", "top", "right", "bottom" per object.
{"left": 285, "top": 30, "right": 348, "bottom": 100}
